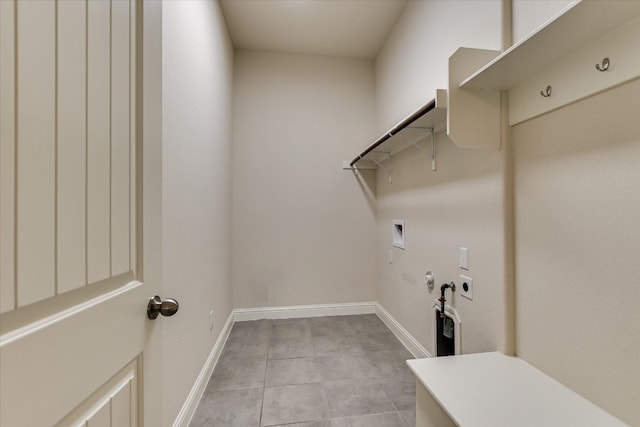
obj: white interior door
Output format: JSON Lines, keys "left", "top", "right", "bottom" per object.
{"left": 0, "top": 1, "right": 164, "bottom": 425}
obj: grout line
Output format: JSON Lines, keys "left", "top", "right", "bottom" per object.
{"left": 258, "top": 383, "right": 266, "bottom": 426}
{"left": 320, "top": 379, "right": 333, "bottom": 420}
{"left": 258, "top": 322, "right": 270, "bottom": 427}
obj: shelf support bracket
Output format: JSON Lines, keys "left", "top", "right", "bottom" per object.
{"left": 405, "top": 126, "right": 437, "bottom": 171}
{"left": 430, "top": 127, "right": 436, "bottom": 171}
{"left": 342, "top": 160, "right": 376, "bottom": 175}
{"left": 371, "top": 152, "right": 392, "bottom": 184}
{"left": 342, "top": 162, "right": 359, "bottom": 176}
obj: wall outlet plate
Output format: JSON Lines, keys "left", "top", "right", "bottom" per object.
{"left": 460, "top": 274, "right": 473, "bottom": 300}
{"left": 459, "top": 247, "right": 468, "bottom": 270}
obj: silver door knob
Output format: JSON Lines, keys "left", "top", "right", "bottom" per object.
{"left": 147, "top": 295, "right": 179, "bottom": 319}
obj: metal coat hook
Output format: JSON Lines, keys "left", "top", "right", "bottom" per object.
{"left": 540, "top": 85, "right": 552, "bottom": 98}
{"left": 595, "top": 57, "right": 610, "bottom": 72}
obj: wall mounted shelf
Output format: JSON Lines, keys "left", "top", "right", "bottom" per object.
{"left": 460, "top": 1, "right": 640, "bottom": 89}
{"left": 408, "top": 352, "right": 627, "bottom": 427}
{"left": 459, "top": 0, "right": 640, "bottom": 125}
{"left": 348, "top": 89, "right": 447, "bottom": 173}
{"left": 447, "top": 48, "right": 501, "bottom": 150}
{"left": 348, "top": 1, "right": 640, "bottom": 160}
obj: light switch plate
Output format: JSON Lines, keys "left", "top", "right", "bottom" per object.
{"left": 460, "top": 275, "right": 473, "bottom": 300}
{"left": 459, "top": 247, "right": 468, "bottom": 270}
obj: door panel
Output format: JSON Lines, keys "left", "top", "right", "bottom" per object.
{"left": 87, "top": 405, "right": 111, "bottom": 427}
{"left": 15, "top": 0, "right": 57, "bottom": 306}
{"left": 61, "top": 357, "right": 137, "bottom": 427}
{"left": 2, "top": 280, "right": 144, "bottom": 425}
{"left": 0, "top": 0, "right": 16, "bottom": 312}
{"left": 111, "top": 0, "right": 132, "bottom": 277}
{"left": 86, "top": 0, "right": 113, "bottom": 285}
{"left": 57, "top": 0, "right": 88, "bottom": 294}
{"left": 1, "top": 0, "right": 138, "bottom": 308}
{"left": 0, "top": 1, "right": 161, "bottom": 425}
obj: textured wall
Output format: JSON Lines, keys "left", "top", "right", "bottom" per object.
{"left": 375, "top": 0, "right": 502, "bottom": 133}
{"left": 512, "top": 3, "right": 640, "bottom": 424}
{"left": 162, "top": 1, "right": 234, "bottom": 425}
{"left": 232, "top": 51, "right": 378, "bottom": 309}
{"left": 373, "top": 0, "right": 505, "bottom": 356}
{"left": 514, "top": 78, "right": 640, "bottom": 426}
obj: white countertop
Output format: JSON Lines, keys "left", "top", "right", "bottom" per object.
{"left": 407, "top": 351, "right": 628, "bottom": 427}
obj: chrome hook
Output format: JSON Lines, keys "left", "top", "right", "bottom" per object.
{"left": 595, "top": 57, "right": 610, "bottom": 72}
{"left": 540, "top": 85, "right": 552, "bottom": 98}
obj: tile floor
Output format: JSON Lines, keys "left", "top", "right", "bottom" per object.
{"left": 190, "top": 314, "right": 417, "bottom": 427}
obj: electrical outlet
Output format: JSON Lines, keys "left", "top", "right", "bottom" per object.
{"left": 209, "top": 310, "right": 214, "bottom": 331}
{"left": 459, "top": 247, "right": 468, "bottom": 270}
{"left": 460, "top": 275, "right": 473, "bottom": 300}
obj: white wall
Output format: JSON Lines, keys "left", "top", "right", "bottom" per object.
{"left": 511, "top": 4, "right": 640, "bottom": 425}
{"left": 513, "top": 59, "right": 640, "bottom": 427}
{"left": 376, "top": 0, "right": 503, "bottom": 132}
{"left": 376, "top": 137, "right": 506, "bottom": 355}
{"left": 373, "top": 1, "right": 505, "bottom": 356}
{"left": 512, "top": 0, "right": 574, "bottom": 43}
{"left": 232, "top": 51, "right": 378, "bottom": 308}
{"left": 162, "top": 1, "right": 234, "bottom": 425}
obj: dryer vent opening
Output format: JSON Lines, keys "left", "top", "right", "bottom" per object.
{"left": 432, "top": 301, "right": 461, "bottom": 356}
{"left": 436, "top": 311, "right": 455, "bottom": 357}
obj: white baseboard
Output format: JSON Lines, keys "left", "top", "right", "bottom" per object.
{"left": 376, "top": 303, "right": 431, "bottom": 359}
{"left": 172, "top": 311, "right": 234, "bottom": 427}
{"left": 233, "top": 302, "right": 377, "bottom": 322}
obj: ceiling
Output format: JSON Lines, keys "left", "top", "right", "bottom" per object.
{"left": 219, "top": 0, "right": 408, "bottom": 59}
